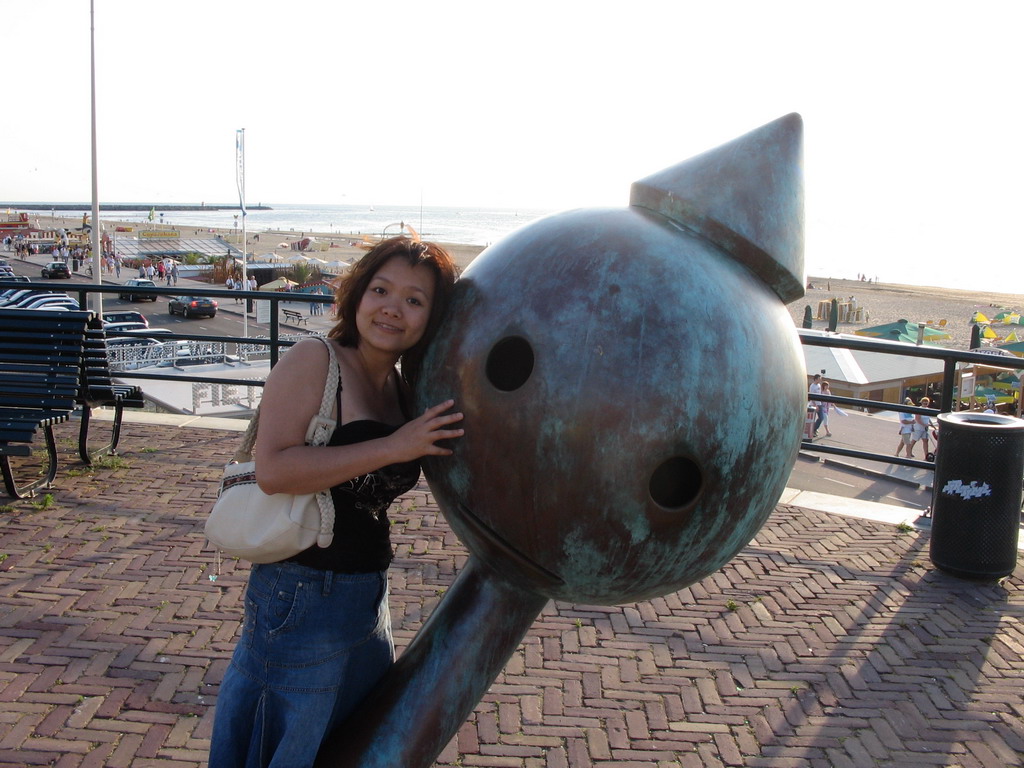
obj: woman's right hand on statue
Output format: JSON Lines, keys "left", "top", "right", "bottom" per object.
{"left": 388, "top": 400, "right": 465, "bottom": 461}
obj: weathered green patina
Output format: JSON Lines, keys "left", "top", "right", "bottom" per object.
{"left": 317, "top": 114, "right": 807, "bottom": 768}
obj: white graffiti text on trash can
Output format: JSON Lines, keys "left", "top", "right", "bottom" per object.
{"left": 941, "top": 480, "right": 992, "bottom": 500}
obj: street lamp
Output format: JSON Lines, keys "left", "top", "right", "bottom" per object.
{"left": 89, "top": 0, "right": 102, "bottom": 315}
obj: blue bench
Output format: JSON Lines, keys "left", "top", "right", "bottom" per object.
{"left": 0, "top": 308, "right": 92, "bottom": 498}
{"left": 78, "top": 317, "right": 146, "bottom": 464}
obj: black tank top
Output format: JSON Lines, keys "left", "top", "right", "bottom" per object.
{"left": 285, "top": 375, "right": 420, "bottom": 573}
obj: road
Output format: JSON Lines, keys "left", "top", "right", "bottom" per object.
{"left": 789, "top": 453, "right": 933, "bottom": 511}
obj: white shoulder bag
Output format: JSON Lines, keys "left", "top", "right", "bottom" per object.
{"left": 205, "top": 337, "right": 339, "bottom": 563}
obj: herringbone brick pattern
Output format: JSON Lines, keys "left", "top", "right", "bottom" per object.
{"left": 0, "top": 420, "right": 1020, "bottom": 767}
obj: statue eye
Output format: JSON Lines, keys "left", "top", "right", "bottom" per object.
{"left": 486, "top": 336, "right": 534, "bottom": 392}
{"left": 649, "top": 456, "right": 703, "bottom": 510}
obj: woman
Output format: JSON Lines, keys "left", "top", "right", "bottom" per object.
{"left": 895, "top": 397, "right": 916, "bottom": 457}
{"left": 817, "top": 381, "right": 833, "bottom": 437}
{"left": 911, "top": 396, "right": 934, "bottom": 458}
{"left": 209, "top": 237, "right": 462, "bottom": 767}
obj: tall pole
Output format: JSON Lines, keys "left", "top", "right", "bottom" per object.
{"left": 236, "top": 129, "right": 248, "bottom": 339}
{"left": 89, "top": 0, "right": 102, "bottom": 315}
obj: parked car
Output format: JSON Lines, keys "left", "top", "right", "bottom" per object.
{"left": 2, "top": 292, "right": 78, "bottom": 310}
{"left": 41, "top": 262, "right": 71, "bottom": 279}
{"left": 16, "top": 296, "right": 80, "bottom": 311}
{"left": 103, "top": 310, "right": 148, "bottom": 327}
{"left": 118, "top": 278, "right": 159, "bottom": 301}
{"left": 168, "top": 295, "right": 218, "bottom": 318}
{"left": 0, "top": 288, "right": 41, "bottom": 305}
{"left": 0, "top": 275, "right": 30, "bottom": 283}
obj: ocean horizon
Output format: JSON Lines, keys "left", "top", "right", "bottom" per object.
{"left": 9, "top": 203, "right": 1021, "bottom": 298}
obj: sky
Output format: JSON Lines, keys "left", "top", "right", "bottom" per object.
{"left": 4, "top": 1, "right": 1023, "bottom": 294}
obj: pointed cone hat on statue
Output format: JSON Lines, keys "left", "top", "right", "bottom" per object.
{"left": 630, "top": 113, "right": 805, "bottom": 302}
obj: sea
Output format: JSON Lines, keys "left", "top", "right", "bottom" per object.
{"left": 91, "top": 203, "right": 557, "bottom": 249}
{"left": 13, "top": 202, "right": 1023, "bottom": 298}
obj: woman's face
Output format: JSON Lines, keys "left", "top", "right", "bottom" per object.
{"left": 356, "top": 256, "right": 437, "bottom": 356}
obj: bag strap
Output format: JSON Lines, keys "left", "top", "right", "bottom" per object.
{"left": 309, "top": 339, "right": 340, "bottom": 548}
{"left": 230, "top": 337, "right": 341, "bottom": 549}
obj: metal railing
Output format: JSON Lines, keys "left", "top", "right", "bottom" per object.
{"left": 3, "top": 279, "right": 1022, "bottom": 469}
{"left": 0, "top": 279, "right": 332, "bottom": 402}
{"left": 799, "top": 329, "right": 1024, "bottom": 471}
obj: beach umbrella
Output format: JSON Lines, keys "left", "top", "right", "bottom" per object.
{"left": 997, "top": 340, "right": 1024, "bottom": 357}
{"left": 971, "top": 311, "right": 990, "bottom": 324}
{"left": 982, "top": 324, "right": 998, "bottom": 340}
{"left": 1005, "top": 331, "right": 1021, "bottom": 343}
{"left": 854, "top": 319, "right": 951, "bottom": 343}
{"left": 827, "top": 298, "right": 838, "bottom": 332}
{"left": 802, "top": 305, "right": 812, "bottom": 329}
{"left": 992, "top": 311, "right": 1021, "bottom": 324}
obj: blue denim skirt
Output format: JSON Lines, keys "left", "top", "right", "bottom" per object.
{"left": 209, "top": 562, "right": 394, "bottom": 768}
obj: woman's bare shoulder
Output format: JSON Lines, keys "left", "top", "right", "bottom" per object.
{"left": 265, "top": 337, "right": 335, "bottom": 387}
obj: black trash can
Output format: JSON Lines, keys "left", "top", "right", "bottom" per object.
{"left": 929, "top": 412, "right": 1024, "bottom": 579}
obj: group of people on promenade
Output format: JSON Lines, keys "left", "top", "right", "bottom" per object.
{"left": 138, "top": 259, "right": 179, "bottom": 286}
{"left": 809, "top": 373, "right": 939, "bottom": 458}
{"left": 895, "top": 396, "right": 937, "bottom": 460}
{"left": 224, "top": 274, "right": 257, "bottom": 303}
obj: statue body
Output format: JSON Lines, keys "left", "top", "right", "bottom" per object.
{"left": 317, "top": 114, "right": 806, "bottom": 768}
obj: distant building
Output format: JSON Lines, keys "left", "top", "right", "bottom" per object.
{"left": 800, "top": 330, "right": 945, "bottom": 407}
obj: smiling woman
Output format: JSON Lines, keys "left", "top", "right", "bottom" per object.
{"left": 208, "top": 236, "right": 463, "bottom": 767}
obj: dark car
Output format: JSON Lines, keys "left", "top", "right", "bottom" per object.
{"left": 168, "top": 295, "right": 218, "bottom": 318}
{"left": 41, "top": 262, "right": 71, "bottom": 279}
{"left": 118, "top": 278, "right": 159, "bottom": 301}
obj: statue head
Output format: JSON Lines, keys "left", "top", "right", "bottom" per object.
{"left": 417, "top": 114, "right": 807, "bottom": 604}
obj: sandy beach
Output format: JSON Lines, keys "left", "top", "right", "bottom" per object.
{"left": 791, "top": 277, "right": 1024, "bottom": 351}
{"left": 17, "top": 213, "right": 1024, "bottom": 353}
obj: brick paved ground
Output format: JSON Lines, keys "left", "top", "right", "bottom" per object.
{"left": 0, "top": 420, "right": 1021, "bottom": 767}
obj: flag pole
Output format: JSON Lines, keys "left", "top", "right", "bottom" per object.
{"left": 236, "top": 128, "right": 247, "bottom": 339}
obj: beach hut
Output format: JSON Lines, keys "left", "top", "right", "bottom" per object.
{"left": 854, "top": 319, "right": 950, "bottom": 344}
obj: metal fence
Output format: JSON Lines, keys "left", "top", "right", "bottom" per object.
{"left": 3, "top": 279, "right": 1022, "bottom": 471}
{"left": 798, "top": 329, "right": 1024, "bottom": 471}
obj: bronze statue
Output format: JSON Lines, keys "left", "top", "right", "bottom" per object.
{"left": 317, "top": 113, "right": 806, "bottom": 768}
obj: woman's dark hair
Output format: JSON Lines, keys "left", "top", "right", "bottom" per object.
{"left": 328, "top": 236, "right": 458, "bottom": 387}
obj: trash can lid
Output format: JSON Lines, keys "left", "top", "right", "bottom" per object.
{"left": 937, "top": 412, "right": 1024, "bottom": 432}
